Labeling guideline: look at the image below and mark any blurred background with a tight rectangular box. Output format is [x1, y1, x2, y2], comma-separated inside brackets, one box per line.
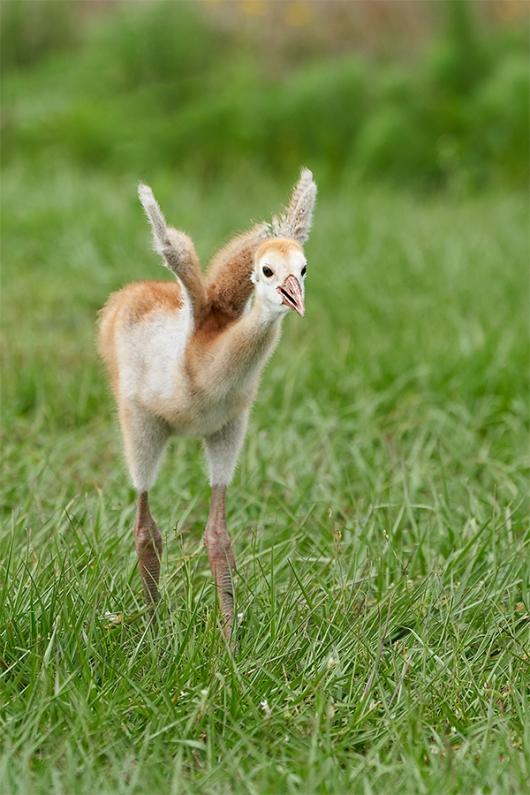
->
[2, 0, 528, 190]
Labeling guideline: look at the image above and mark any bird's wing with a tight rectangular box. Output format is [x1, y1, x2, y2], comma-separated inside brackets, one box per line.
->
[205, 222, 270, 318]
[138, 184, 208, 322]
[271, 167, 317, 245]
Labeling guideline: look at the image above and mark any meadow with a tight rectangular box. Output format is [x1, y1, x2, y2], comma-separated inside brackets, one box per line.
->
[1, 159, 528, 794]
[1, 1, 529, 793]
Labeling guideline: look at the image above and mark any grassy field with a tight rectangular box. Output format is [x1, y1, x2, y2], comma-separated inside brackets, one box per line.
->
[1, 160, 529, 794]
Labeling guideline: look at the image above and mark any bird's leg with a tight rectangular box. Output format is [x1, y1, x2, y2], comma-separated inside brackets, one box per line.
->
[203, 414, 248, 641]
[134, 491, 163, 612]
[203, 484, 236, 639]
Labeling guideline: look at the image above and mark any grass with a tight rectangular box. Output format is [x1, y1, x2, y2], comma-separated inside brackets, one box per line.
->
[1, 159, 529, 794]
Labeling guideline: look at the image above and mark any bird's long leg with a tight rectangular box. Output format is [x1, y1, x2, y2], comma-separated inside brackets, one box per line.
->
[203, 484, 236, 639]
[203, 412, 249, 640]
[118, 405, 169, 615]
[134, 491, 163, 612]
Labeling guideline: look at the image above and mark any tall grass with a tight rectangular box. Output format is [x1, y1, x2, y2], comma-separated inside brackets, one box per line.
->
[1, 157, 528, 793]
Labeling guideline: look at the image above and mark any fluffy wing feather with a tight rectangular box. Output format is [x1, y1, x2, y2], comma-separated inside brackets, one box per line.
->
[138, 183, 207, 320]
[271, 167, 317, 244]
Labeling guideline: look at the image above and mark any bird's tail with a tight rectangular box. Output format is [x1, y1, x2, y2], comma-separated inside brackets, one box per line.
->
[138, 183, 207, 319]
[271, 167, 317, 245]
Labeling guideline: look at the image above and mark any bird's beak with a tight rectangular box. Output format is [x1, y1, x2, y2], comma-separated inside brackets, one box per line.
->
[277, 275, 305, 317]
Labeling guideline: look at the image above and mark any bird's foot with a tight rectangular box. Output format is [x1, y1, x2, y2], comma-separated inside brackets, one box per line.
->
[134, 499, 163, 611]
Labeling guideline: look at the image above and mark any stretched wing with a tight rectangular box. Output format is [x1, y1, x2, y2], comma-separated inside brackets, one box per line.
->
[271, 167, 317, 244]
[138, 183, 207, 321]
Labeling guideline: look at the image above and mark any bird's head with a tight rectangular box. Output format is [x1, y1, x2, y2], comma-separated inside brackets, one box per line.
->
[251, 239, 306, 319]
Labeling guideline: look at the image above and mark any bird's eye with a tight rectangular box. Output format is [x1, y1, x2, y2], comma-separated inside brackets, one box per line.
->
[262, 266, 274, 278]
[301, 265, 307, 277]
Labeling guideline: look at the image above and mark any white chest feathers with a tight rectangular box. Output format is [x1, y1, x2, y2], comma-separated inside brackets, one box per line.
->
[117, 300, 192, 406]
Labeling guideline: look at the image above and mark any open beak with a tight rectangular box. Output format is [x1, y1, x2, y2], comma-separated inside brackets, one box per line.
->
[277, 275, 305, 318]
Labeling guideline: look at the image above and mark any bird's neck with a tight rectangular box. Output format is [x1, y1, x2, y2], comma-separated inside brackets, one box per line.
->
[247, 292, 287, 329]
[187, 297, 284, 401]
[219, 296, 284, 384]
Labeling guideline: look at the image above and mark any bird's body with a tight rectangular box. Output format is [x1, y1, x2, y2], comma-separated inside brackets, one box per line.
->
[98, 169, 317, 636]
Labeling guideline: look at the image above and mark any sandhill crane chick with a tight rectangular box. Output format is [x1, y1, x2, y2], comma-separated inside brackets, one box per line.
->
[98, 169, 317, 638]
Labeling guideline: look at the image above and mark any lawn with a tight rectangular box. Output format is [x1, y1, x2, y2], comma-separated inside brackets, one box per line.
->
[1, 159, 528, 794]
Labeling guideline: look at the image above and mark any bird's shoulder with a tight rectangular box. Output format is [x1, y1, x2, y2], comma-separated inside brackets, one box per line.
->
[102, 280, 186, 326]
